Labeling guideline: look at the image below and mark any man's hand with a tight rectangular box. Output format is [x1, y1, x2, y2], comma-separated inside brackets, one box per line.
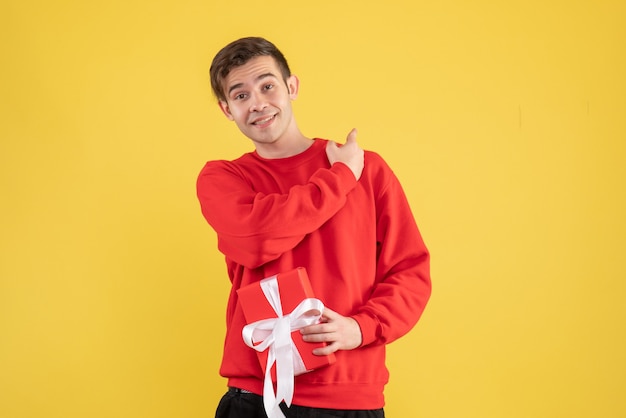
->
[300, 307, 363, 355]
[325, 128, 364, 181]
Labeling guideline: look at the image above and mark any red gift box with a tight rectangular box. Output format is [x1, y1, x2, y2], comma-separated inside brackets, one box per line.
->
[237, 267, 336, 380]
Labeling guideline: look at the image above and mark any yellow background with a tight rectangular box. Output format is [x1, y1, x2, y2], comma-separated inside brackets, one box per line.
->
[1, 0, 625, 417]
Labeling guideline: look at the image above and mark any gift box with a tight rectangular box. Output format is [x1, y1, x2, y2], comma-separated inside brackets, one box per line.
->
[237, 267, 336, 380]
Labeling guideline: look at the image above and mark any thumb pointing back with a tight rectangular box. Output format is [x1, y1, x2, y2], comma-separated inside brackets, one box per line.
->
[346, 128, 358, 144]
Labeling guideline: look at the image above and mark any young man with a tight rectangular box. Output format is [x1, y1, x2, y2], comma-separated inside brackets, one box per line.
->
[197, 37, 431, 418]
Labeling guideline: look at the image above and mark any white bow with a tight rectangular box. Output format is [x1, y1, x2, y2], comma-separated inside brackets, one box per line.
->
[242, 277, 324, 418]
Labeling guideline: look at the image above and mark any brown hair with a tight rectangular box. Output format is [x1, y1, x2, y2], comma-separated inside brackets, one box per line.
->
[210, 37, 292, 102]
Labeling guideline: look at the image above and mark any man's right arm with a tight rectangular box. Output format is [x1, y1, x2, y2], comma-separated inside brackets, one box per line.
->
[197, 131, 364, 269]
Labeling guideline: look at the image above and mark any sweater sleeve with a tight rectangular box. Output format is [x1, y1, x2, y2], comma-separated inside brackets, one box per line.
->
[351, 157, 432, 346]
[197, 159, 358, 269]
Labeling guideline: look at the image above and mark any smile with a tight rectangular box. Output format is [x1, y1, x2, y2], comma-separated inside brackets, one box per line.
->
[251, 114, 276, 126]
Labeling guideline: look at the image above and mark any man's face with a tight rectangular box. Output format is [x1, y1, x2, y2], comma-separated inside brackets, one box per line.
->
[218, 55, 299, 148]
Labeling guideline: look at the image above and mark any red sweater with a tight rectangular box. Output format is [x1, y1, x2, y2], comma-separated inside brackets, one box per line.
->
[197, 139, 431, 409]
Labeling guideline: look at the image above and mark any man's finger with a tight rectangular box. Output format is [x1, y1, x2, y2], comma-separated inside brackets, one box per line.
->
[313, 341, 339, 356]
[345, 128, 358, 144]
[300, 323, 322, 335]
[321, 306, 338, 321]
[326, 140, 339, 151]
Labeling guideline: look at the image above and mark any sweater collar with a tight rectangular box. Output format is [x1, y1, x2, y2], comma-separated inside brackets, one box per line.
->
[251, 138, 327, 168]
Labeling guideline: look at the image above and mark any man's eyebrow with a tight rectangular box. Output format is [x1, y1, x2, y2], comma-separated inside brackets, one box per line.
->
[227, 72, 279, 96]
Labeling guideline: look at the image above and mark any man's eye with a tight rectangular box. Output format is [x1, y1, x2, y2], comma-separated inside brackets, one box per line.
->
[234, 93, 247, 100]
[263, 84, 274, 91]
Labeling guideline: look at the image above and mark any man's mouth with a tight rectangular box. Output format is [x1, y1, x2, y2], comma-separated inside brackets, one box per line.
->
[251, 114, 276, 126]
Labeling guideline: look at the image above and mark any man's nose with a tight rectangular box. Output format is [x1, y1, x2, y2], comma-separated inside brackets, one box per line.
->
[249, 91, 268, 112]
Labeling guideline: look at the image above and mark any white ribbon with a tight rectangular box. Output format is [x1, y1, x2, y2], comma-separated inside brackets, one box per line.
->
[241, 276, 324, 418]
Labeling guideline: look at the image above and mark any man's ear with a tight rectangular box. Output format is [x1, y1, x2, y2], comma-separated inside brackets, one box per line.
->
[218, 100, 234, 120]
[286, 75, 300, 100]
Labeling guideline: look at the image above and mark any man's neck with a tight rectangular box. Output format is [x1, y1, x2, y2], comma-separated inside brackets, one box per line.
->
[254, 134, 314, 159]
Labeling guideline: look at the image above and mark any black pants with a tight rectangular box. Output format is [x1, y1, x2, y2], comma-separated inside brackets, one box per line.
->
[215, 388, 385, 418]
